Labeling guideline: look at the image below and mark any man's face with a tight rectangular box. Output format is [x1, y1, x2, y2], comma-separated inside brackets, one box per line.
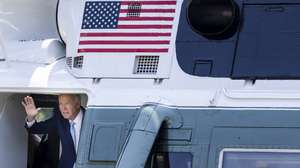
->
[58, 95, 80, 120]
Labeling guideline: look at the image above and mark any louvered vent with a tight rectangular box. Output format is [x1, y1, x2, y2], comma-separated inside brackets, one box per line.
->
[134, 56, 159, 74]
[66, 57, 72, 68]
[127, 2, 141, 17]
[73, 56, 84, 69]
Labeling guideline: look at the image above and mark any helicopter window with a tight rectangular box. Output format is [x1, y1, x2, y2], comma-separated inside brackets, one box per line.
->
[187, 0, 240, 40]
[220, 150, 300, 168]
[151, 152, 192, 168]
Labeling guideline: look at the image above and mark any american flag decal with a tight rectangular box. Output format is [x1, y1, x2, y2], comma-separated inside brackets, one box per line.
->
[78, 0, 177, 54]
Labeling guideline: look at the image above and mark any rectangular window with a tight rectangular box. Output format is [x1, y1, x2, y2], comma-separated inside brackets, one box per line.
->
[152, 152, 192, 168]
[219, 149, 300, 168]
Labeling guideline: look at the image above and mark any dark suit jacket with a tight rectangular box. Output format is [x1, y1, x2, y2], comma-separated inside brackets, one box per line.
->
[26, 107, 84, 168]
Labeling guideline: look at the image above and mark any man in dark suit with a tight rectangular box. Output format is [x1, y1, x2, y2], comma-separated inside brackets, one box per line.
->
[23, 94, 84, 168]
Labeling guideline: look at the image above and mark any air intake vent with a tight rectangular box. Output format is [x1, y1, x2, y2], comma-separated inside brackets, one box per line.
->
[66, 57, 72, 68]
[73, 56, 84, 69]
[127, 2, 142, 17]
[134, 56, 159, 74]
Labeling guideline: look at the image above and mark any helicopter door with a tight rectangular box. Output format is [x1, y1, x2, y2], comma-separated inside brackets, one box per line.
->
[27, 94, 60, 168]
[232, 4, 300, 79]
[75, 107, 138, 167]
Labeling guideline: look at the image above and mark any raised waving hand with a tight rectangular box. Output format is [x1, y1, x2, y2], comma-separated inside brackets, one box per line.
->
[22, 96, 40, 122]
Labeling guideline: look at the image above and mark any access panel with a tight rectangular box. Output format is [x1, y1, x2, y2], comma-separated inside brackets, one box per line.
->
[233, 4, 300, 79]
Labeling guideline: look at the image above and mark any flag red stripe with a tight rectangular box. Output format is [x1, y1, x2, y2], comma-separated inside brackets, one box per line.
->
[119, 9, 176, 13]
[118, 25, 172, 29]
[121, 1, 176, 5]
[78, 48, 168, 53]
[79, 40, 170, 45]
[80, 32, 172, 37]
[118, 17, 174, 21]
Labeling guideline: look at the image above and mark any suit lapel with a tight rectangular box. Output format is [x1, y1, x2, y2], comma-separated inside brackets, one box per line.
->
[59, 108, 85, 155]
[61, 118, 76, 154]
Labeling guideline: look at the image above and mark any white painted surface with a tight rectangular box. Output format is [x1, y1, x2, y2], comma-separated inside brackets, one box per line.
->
[1, 0, 300, 110]
[58, 0, 182, 79]
[0, 0, 59, 41]
[4, 39, 65, 64]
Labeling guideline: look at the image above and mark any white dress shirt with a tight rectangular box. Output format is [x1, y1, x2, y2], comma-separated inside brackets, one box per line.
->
[26, 118, 36, 127]
[69, 110, 83, 152]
